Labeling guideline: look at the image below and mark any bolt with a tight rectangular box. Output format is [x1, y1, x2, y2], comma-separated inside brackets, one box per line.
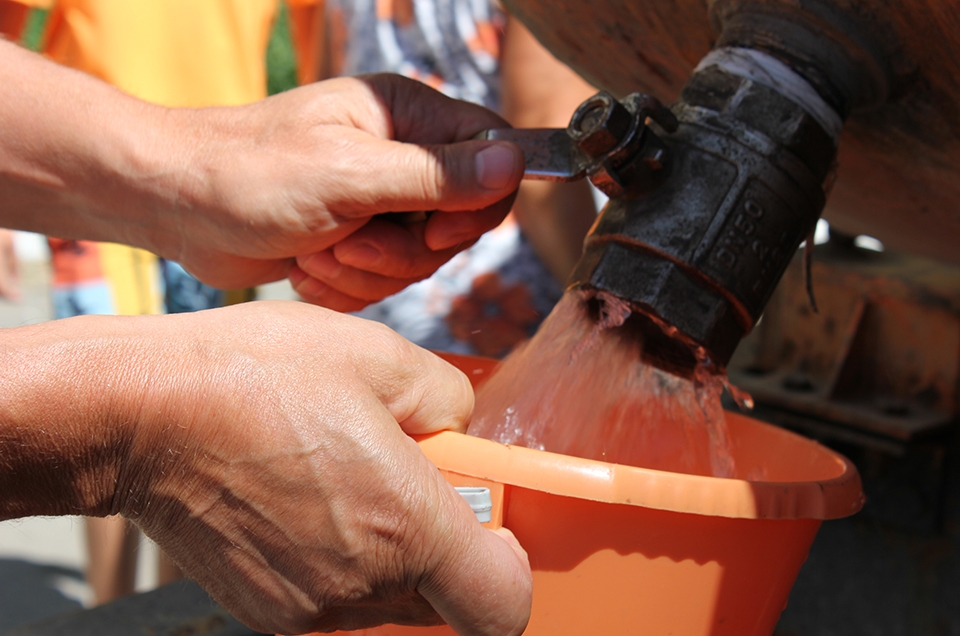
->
[567, 91, 633, 158]
[578, 102, 606, 133]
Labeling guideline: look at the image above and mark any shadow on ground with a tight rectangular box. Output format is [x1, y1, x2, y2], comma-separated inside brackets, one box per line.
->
[0, 559, 84, 631]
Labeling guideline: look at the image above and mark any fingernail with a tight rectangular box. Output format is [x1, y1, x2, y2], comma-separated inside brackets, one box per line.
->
[337, 243, 382, 268]
[476, 143, 522, 191]
[301, 250, 342, 278]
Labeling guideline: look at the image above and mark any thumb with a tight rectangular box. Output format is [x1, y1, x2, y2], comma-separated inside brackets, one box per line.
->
[418, 485, 533, 636]
[329, 138, 524, 217]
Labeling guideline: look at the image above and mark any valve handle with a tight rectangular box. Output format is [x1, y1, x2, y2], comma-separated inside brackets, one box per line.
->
[474, 127, 592, 182]
[476, 91, 674, 197]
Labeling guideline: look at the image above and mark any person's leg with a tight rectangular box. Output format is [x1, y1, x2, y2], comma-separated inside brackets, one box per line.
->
[84, 516, 140, 604]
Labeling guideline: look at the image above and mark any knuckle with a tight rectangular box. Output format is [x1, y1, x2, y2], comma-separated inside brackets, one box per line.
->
[391, 255, 433, 279]
[417, 146, 452, 202]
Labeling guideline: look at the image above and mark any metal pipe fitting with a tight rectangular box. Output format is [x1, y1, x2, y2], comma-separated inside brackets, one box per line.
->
[569, 46, 843, 375]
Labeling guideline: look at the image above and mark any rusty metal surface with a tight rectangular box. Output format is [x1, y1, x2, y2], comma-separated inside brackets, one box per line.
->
[723, 239, 960, 634]
[0, 580, 263, 636]
[503, 0, 960, 266]
[729, 237, 960, 441]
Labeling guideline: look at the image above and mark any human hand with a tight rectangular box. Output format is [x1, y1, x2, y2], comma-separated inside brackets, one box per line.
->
[291, 218, 484, 312]
[1, 45, 522, 299]
[114, 301, 531, 635]
[0, 229, 20, 302]
[289, 16, 606, 309]
[165, 74, 523, 299]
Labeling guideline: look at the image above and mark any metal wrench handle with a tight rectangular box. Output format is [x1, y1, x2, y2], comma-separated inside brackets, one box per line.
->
[474, 128, 592, 182]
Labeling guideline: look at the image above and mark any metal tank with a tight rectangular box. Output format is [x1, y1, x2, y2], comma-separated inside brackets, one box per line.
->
[492, 0, 960, 374]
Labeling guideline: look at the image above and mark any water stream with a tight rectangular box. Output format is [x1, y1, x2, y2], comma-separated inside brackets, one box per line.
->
[467, 291, 749, 478]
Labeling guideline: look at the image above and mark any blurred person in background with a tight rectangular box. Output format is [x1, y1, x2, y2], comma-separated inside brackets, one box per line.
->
[0, 230, 18, 302]
[291, 1, 601, 358]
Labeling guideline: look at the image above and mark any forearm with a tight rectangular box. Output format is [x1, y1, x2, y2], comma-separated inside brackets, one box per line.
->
[2, 41, 528, 295]
[0, 302, 533, 635]
[0, 39, 206, 257]
[0, 316, 159, 520]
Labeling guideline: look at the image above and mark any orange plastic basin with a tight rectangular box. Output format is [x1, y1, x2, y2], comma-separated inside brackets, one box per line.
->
[316, 354, 863, 636]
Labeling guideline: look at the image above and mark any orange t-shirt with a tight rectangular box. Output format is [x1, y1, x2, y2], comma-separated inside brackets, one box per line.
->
[39, 0, 279, 107]
[7, 0, 320, 312]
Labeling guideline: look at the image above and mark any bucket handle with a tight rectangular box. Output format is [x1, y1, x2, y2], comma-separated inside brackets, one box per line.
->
[445, 472, 504, 530]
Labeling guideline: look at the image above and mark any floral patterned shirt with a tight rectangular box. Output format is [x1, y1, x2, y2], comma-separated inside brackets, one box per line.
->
[329, 0, 563, 357]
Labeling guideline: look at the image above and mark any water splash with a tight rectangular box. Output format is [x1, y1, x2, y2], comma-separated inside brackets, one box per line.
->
[468, 291, 749, 478]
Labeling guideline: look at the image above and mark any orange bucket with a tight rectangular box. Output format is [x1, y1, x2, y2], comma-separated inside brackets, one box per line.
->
[317, 354, 863, 636]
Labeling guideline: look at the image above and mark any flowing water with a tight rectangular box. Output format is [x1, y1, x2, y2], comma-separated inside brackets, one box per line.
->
[467, 291, 750, 478]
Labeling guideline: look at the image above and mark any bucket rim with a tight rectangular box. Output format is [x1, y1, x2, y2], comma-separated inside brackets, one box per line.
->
[416, 429, 863, 520]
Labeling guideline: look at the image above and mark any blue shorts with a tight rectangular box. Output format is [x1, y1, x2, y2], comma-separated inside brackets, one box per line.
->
[160, 260, 223, 314]
[50, 280, 115, 319]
